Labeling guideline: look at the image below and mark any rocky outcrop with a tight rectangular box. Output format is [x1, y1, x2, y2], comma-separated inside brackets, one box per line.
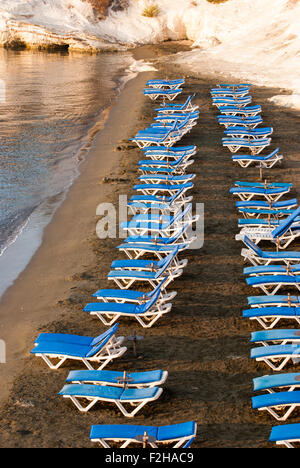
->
[0, 19, 126, 52]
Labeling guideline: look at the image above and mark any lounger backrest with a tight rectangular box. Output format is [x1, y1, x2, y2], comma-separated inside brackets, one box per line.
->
[155, 246, 180, 277]
[90, 324, 119, 347]
[179, 95, 192, 110]
[86, 334, 113, 358]
[171, 203, 192, 225]
[169, 187, 185, 204]
[272, 206, 300, 239]
[136, 289, 162, 313]
[243, 236, 263, 256]
[167, 225, 190, 244]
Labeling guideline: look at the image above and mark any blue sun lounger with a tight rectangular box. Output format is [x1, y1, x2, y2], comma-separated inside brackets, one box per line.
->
[253, 373, 300, 393]
[90, 421, 197, 448]
[154, 111, 199, 125]
[238, 216, 296, 228]
[269, 423, 300, 448]
[143, 87, 183, 101]
[217, 115, 263, 129]
[211, 86, 250, 97]
[235, 181, 292, 189]
[236, 199, 298, 215]
[117, 235, 194, 260]
[59, 384, 163, 416]
[246, 275, 300, 295]
[92, 276, 176, 304]
[31, 324, 127, 370]
[84, 286, 173, 327]
[137, 174, 195, 184]
[155, 95, 198, 114]
[34, 324, 121, 346]
[133, 181, 193, 197]
[223, 137, 271, 154]
[142, 145, 197, 159]
[252, 391, 300, 420]
[130, 121, 183, 149]
[217, 83, 252, 89]
[237, 206, 300, 248]
[232, 148, 283, 168]
[138, 154, 195, 175]
[247, 294, 300, 308]
[150, 116, 197, 133]
[128, 186, 193, 213]
[122, 203, 197, 237]
[238, 208, 294, 220]
[212, 95, 252, 108]
[146, 78, 184, 89]
[243, 307, 300, 329]
[230, 185, 290, 202]
[244, 264, 300, 276]
[66, 369, 168, 388]
[251, 344, 300, 371]
[137, 116, 190, 135]
[250, 329, 300, 345]
[218, 105, 261, 116]
[107, 247, 183, 289]
[239, 235, 300, 266]
[224, 126, 273, 139]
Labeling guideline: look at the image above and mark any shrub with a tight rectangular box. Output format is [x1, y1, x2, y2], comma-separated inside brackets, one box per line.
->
[142, 2, 160, 17]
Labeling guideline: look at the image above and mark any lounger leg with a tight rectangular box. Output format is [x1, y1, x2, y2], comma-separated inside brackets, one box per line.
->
[67, 396, 99, 412]
[114, 399, 149, 417]
[40, 355, 67, 370]
[264, 404, 297, 421]
[92, 312, 119, 327]
[263, 357, 291, 371]
[135, 312, 164, 328]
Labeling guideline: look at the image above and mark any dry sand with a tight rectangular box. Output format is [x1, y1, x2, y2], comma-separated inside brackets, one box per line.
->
[0, 43, 300, 448]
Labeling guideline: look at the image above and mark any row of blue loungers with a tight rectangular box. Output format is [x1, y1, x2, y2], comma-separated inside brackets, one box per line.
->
[29, 78, 198, 448]
[212, 83, 300, 448]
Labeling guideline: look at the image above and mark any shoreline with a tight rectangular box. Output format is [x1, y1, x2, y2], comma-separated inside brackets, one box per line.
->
[0, 67, 155, 408]
[1, 44, 300, 447]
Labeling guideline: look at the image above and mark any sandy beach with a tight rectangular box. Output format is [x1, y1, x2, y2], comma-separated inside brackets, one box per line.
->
[0, 42, 300, 448]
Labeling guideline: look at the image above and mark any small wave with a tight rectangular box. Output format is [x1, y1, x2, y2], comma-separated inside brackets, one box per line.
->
[0, 205, 38, 257]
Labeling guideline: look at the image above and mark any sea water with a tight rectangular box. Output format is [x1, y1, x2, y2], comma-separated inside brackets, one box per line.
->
[0, 48, 134, 298]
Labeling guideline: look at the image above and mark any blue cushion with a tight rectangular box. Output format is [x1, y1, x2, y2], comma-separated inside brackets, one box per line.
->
[252, 390, 300, 409]
[251, 329, 300, 343]
[270, 423, 300, 442]
[253, 373, 300, 392]
[31, 341, 90, 357]
[251, 344, 300, 359]
[66, 369, 164, 385]
[59, 384, 123, 399]
[157, 421, 196, 441]
[90, 424, 158, 441]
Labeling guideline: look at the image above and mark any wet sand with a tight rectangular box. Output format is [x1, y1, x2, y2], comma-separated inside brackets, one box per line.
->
[1, 43, 300, 448]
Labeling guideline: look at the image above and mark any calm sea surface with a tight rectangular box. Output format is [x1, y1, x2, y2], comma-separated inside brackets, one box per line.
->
[0, 48, 133, 298]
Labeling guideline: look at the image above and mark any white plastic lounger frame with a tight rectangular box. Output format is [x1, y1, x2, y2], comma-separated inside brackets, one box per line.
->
[90, 421, 197, 448]
[232, 148, 283, 168]
[59, 384, 163, 416]
[251, 345, 300, 371]
[85, 299, 173, 328]
[33, 340, 127, 371]
[223, 137, 271, 154]
[245, 308, 300, 329]
[253, 392, 300, 421]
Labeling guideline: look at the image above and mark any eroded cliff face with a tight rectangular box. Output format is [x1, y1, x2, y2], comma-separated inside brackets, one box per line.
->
[0, 0, 129, 52]
[0, 20, 125, 52]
